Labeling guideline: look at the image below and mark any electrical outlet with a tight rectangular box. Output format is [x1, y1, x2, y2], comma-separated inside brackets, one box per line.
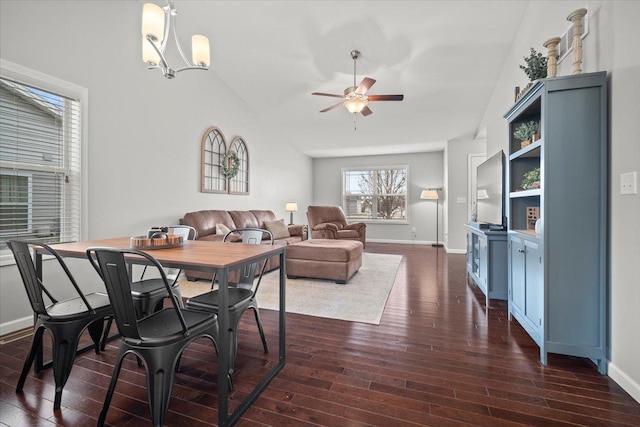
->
[621, 171, 637, 195]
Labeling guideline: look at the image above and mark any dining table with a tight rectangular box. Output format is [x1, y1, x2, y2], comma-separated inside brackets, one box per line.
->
[34, 237, 286, 427]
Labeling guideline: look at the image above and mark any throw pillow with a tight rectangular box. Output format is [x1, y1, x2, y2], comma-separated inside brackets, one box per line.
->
[264, 219, 290, 240]
[216, 223, 232, 236]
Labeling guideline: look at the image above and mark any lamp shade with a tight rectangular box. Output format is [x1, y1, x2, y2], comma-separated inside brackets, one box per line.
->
[141, 3, 165, 42]
[191, 35, 210, 67]
[420, 189, 439, 200]
[142, 36, 160, 65]
[343, 98, 367, 113]
[285, 203, 298, 212]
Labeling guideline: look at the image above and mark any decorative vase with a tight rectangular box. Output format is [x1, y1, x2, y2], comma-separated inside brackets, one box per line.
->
[567, 8, 587, 74]
[535, 217, 543, 235]
[521, 139, 531, 148]
[543, 37, 561, 77]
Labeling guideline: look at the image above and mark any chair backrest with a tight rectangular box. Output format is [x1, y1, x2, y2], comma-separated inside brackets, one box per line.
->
[8, 240, 95, 316]
[307, 205, 348, 229]
[87, 247, 188, 340]
[222, 228, 273, 291]
[168, 225, 198, 241]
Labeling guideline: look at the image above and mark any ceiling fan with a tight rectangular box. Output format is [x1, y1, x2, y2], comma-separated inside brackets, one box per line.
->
[312, 50, 404, 117]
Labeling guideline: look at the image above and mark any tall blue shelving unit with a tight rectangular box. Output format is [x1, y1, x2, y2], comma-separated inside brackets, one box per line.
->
[504, 72, 608, 374]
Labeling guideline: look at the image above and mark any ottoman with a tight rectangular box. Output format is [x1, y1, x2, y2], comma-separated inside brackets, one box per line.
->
[286, 239, 363, 284]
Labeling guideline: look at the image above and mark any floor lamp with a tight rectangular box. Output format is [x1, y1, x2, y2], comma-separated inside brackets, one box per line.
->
[420, 189, 443, 247]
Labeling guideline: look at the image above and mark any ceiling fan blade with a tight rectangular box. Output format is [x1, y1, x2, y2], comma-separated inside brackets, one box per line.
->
[312, 92, 344, 98]
[319, 102, 344, 113]
[361, 105, 373, 116]
[355, 77, 376, 95]
[368, 94, 404, 101]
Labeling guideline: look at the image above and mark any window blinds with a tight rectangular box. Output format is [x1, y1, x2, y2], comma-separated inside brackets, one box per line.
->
[0, 77, 81, 249]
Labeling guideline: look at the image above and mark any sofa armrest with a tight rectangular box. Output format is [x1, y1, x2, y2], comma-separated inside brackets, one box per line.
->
[344, 222, 366, 233]
[313, 222, 339, 232]
[288, 224, 308, 240]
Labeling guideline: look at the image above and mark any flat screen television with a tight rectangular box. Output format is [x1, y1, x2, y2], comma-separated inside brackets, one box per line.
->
[475, 150, 505, 229]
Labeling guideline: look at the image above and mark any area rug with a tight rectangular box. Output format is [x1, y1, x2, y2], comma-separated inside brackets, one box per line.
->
[179, 252, 402, 325]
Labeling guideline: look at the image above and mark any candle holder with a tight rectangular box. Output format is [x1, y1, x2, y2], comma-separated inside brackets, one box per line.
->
[567, 8, 587, 74]
[543, 37, 561, 77]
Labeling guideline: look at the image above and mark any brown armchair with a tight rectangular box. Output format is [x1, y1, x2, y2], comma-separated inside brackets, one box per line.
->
[306, 205, 366, 248]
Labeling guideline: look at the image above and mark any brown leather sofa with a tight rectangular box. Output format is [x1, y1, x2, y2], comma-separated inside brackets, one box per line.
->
[181, 209, 307, 281]
[306, 205, 367, 248]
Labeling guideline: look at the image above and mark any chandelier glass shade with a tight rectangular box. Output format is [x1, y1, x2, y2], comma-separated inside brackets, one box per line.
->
[343, 97, 368, 114]
[141, 1, 210, 79]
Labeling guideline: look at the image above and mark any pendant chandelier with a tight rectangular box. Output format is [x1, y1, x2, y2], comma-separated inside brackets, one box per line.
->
[141, 1, 210, 79]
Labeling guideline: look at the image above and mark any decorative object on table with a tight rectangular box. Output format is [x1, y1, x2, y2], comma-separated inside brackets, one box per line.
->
[567, 8, 588, 74]
[534, 217, 544, 235]
[543, 37, 561, 77]
[130, 233, 183, 249]
[526, 207, 540, 231]
[141, 1, 210, 79]
[285, 202, 298, 225]
[201, 127, 249, 194]
[520, 48, 548, 81]
[513, 121, 539, 148]
[420, 188, 443, 247]
[521, 167, 541, 190]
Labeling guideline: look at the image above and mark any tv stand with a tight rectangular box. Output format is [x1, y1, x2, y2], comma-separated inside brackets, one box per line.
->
[465, 224, 508, 307]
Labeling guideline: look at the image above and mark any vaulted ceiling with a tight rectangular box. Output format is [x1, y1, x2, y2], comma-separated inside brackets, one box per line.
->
[179, 1, 529, 157]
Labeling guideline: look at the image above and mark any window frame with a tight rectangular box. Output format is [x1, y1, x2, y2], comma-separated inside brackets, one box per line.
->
[341, 165, 409, 224]
[0, 170, 33, 236]
[0, 59, 88, 266]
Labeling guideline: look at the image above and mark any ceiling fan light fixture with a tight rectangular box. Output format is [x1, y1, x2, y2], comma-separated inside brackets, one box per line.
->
[344, 97, 368, 114]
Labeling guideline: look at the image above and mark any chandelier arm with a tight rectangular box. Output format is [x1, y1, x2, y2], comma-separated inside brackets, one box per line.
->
[173, 66, 208, 74]
[170, 12, 193, 67]
[146, 35, 169, 71]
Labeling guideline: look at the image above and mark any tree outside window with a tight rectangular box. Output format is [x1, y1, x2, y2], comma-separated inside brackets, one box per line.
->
[343, 167, 407, 221]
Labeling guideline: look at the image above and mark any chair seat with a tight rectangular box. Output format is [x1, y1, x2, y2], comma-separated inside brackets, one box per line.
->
[46, 292, 112, 319]
[187, 288, 253, 311]
[133, 308, 217, 345]
[130, 278, 169, 298]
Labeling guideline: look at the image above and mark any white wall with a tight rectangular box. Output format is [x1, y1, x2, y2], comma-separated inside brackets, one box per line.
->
[444, 138, 487, 252]
[478, 1, 640, 402]
[0, 1, 313, 333]
[313, 152, 444, 244]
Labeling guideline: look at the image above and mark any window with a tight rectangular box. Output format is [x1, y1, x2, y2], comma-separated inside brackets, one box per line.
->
[0, 63, 84, 262]
[342, 166, 408, 222]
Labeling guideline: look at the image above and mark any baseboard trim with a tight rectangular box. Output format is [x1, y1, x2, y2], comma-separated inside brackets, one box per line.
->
[0, 315, 33, 337]
[608, 361, 640, 403]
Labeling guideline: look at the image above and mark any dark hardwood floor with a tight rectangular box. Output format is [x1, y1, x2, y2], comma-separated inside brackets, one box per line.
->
[1, 243, 639, 426]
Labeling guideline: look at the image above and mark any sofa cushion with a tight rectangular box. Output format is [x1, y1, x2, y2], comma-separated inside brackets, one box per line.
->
[183, 210, 234, 238]
[264, 219, 290, 239]
[229, 211, 260, 229]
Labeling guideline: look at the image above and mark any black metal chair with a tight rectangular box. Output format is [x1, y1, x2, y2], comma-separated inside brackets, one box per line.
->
[7, 240, 113, 410]
[186, 228, 272, 388]
[99, 225, 198, 351]
[86, 247, 219, 427]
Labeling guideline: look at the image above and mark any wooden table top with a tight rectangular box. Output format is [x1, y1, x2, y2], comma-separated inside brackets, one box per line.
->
[48, 237, 285, 271]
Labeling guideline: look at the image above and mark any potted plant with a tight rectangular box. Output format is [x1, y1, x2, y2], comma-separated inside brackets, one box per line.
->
[521, 167, 540, 190]
[513, 121, 539, 147]
[520, 48, 548, 81]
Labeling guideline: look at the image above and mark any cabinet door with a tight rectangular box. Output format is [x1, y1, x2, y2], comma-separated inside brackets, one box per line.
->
[509, 238, 525, 313]
[478, 236, 488, 289]
[524, 241, 543, 328]
[466, 231, 473, 272]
